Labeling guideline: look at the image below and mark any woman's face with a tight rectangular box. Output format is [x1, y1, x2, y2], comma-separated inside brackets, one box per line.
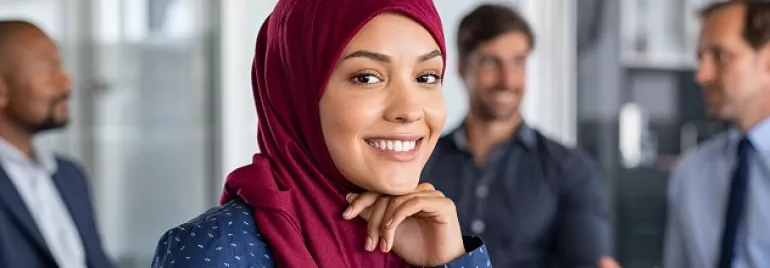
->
[320, 13, 446, 195]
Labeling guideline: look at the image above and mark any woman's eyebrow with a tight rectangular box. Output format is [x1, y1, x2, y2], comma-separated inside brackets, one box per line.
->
[417, 49, 442, 62]
[340, 49, 442, 63]
[342, 50, 391, 62]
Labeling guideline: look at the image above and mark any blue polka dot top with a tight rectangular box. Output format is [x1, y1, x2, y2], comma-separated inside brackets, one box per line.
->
[152, 199, 491, 268]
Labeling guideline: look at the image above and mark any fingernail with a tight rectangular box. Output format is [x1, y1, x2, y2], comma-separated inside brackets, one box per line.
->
[385, 219, 393, 229]
[380, 238, 387, 252]
[342, 207, 352, 219]
[345, 193, 357, 203]
[366, 237, 374, 251]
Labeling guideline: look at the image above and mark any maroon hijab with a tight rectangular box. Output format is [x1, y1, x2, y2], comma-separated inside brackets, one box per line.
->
[220, 0, 446, 267]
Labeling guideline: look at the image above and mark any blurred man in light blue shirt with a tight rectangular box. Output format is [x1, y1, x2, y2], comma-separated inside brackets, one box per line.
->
[664, 1, 770, 268]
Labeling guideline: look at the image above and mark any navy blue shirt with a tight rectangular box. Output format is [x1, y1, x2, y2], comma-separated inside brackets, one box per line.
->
[152, 199, 492, 268]
[421, 123, 611, 267]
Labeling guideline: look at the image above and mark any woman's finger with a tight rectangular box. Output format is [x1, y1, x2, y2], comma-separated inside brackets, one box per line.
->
[345, 184, 440, 221]
[415, 182, 436, 191]
[343, 192, 379, 220]
[599, 257, 622, 268]
[389, 196, 453, 228]
[366, 196, 390, 252]
[382, 190, 445, 230]
[345, 185, 449, 253]
[384, 196, 455, 252]
[379, 186, 444, 232]
[379, 190, 444, 251]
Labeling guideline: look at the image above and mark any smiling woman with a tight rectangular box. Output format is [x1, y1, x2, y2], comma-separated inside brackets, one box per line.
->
[320, 13, 447, 196]
[151, 0, 491, 267]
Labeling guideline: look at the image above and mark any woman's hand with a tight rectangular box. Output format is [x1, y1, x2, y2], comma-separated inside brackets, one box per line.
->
[342, 183, 466, 267]
[599, 257, 622, 268]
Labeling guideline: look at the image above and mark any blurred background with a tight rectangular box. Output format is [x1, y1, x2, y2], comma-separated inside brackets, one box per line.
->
[0, 0, 722, 267]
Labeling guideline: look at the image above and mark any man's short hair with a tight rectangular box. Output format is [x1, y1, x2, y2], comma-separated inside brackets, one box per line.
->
[457, 4, 535, 61]
[700, 0, 770, 50]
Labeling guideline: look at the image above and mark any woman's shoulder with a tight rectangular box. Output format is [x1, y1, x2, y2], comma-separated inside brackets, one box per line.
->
[151, 199, 275, 268]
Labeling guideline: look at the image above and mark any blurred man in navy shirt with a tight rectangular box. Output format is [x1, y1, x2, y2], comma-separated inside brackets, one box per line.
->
[421, 4, 617, 268]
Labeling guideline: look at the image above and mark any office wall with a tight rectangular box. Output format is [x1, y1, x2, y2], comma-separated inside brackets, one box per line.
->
[0, 1, 217, 264]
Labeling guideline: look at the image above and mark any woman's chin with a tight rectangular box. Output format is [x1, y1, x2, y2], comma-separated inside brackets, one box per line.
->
[374, 179, 420, 196]
[346, 170, 422, 196]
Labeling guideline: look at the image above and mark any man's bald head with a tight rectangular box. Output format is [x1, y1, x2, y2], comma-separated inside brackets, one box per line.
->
[0, 20, 71, 135]
[0, 20, 42, 39]
[0, 20, 48, 73]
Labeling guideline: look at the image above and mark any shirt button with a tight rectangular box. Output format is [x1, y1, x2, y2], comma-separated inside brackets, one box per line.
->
[471, 219, 485, 234]
[476, 185, 489, 199]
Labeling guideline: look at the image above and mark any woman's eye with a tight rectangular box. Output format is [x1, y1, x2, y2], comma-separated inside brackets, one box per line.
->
[416, 74, 441, 84]
[351, 74, 382, 84]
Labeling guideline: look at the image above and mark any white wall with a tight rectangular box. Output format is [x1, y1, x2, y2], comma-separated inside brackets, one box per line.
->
[0, 1, 65, 37]
[218, 0, 273, 180]
[518, 0, 577, 146]
[218, 0, 577, 180]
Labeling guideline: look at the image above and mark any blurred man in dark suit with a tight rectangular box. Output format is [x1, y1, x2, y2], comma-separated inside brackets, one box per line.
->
[0, 20, 113, 268]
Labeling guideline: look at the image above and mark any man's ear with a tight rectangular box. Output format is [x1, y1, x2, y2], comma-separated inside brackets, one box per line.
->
[458, 58, 466, 81]
[763, 44, 770, 74]
[458, 57, 471, 91]
[757, 44, 770, 88]
[0, 76, 8, 109]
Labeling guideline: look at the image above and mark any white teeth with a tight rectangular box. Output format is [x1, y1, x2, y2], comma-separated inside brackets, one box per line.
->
[378, 140, 386, 150]
[367, 139, 418, 152]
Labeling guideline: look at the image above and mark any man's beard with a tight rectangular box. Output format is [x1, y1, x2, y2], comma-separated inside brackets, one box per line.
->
[26, 94, 70, 133]
[473, 102, 518, 122]
[29, 114, 68, 133]
[471, 89, 520, 122]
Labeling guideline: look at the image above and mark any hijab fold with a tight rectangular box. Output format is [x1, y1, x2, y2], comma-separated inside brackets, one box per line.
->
[221, 0, 446, 267]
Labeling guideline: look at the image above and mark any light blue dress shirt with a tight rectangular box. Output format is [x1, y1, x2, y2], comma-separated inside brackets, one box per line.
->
[664, 116, 770, 268]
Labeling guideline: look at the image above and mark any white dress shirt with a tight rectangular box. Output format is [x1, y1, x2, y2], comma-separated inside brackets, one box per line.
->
[0, 138, 86, 268]
[664, 116, 770, 268]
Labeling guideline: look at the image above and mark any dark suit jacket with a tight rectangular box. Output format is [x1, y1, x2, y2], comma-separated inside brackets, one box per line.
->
[0, 157, 113, 268]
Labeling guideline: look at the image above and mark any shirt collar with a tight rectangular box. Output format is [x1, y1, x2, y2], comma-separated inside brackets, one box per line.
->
[451, 121, 537, 152]
[747, 115, 770, 156]
[0, 137, 57, 174]
[724, 115, 770, 157]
